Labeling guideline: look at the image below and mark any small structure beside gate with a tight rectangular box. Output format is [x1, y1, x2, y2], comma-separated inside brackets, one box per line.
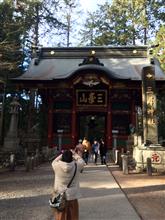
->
[126, 66, 165, 174]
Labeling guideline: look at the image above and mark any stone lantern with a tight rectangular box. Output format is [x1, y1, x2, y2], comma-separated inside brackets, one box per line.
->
[3, 96, 21, 152]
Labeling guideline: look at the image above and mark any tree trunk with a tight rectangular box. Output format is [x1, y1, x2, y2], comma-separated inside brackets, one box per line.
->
[144, 27, 147, 45]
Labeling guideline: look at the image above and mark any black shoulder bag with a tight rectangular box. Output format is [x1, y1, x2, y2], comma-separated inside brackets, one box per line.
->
[49, 163, 77, 211]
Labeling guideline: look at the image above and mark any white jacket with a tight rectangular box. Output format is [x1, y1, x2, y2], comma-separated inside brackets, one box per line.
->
[52, 152, 85, 201]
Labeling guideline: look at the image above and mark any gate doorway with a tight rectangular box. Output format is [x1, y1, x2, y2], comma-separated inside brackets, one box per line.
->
[77, 113, 106, 144]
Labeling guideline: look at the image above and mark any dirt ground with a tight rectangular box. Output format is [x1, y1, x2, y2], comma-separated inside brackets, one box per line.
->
[109, 164, 165, 220]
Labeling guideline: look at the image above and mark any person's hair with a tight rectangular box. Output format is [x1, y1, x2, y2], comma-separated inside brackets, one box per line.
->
[62, 150, 73, 163]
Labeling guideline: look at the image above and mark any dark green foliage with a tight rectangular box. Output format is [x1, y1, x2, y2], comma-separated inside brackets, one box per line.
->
[0, 1, 23, 78]
[79, 0, 165, 46]
[152, 26, 165, 72]
[157, 90, 165, 139]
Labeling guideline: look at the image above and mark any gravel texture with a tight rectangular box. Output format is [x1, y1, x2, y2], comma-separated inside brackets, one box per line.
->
[0, 163, 54, 220]
[1, 162, 165, 220]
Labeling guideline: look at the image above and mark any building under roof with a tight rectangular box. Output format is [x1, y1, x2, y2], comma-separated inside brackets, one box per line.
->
[13, 46, 165, 150]
[15, 46, 165, 81]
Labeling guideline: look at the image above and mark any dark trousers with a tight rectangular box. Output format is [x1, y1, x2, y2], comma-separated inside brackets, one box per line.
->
[83, 151, 89, 164]
[101, 155, 106, 164]
[94, 152, 98, 164]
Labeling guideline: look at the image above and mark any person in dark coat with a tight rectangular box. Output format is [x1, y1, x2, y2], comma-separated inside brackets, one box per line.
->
[99, 139, 107, 165]
[92, 140, 100, 164]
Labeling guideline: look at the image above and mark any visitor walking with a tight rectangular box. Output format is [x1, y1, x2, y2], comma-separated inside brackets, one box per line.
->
[99, 139, 107, 165]
[92, 140, 100, 164]
[82, 137, 91, 164]
[75, 139, 84, 158]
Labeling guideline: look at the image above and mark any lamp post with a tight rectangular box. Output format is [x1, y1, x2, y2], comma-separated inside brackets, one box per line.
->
[3, 96, 21, 152]
[112, 129, 119, 163]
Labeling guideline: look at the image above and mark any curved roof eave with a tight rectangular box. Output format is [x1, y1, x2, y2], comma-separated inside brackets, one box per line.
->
[67, 64, 130, 80]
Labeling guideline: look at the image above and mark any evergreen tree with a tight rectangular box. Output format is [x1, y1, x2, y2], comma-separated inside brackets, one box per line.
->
[56, 0, 82, 47]
[79, 12, 98, 46]
[0, 1, 23, 80]
[157, 90, 165, 139]
[15, 0, 64, 53]
[153, 26, 165, 72]
[79, 1, 136, 46]
[0, 0, 64, 80]
[79, 0, 165, 46]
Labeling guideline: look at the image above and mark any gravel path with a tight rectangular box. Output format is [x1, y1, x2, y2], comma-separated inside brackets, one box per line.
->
[1, 162, 165, 220]
[0, 163, 54, 220]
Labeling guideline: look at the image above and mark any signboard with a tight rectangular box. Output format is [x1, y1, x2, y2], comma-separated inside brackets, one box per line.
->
[142, 69, 157, 126]
[146, 93, 156, 125]
[142, 66, 158, 143]
[151, 152, 161, 163]
[76, 90, 107, 106]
